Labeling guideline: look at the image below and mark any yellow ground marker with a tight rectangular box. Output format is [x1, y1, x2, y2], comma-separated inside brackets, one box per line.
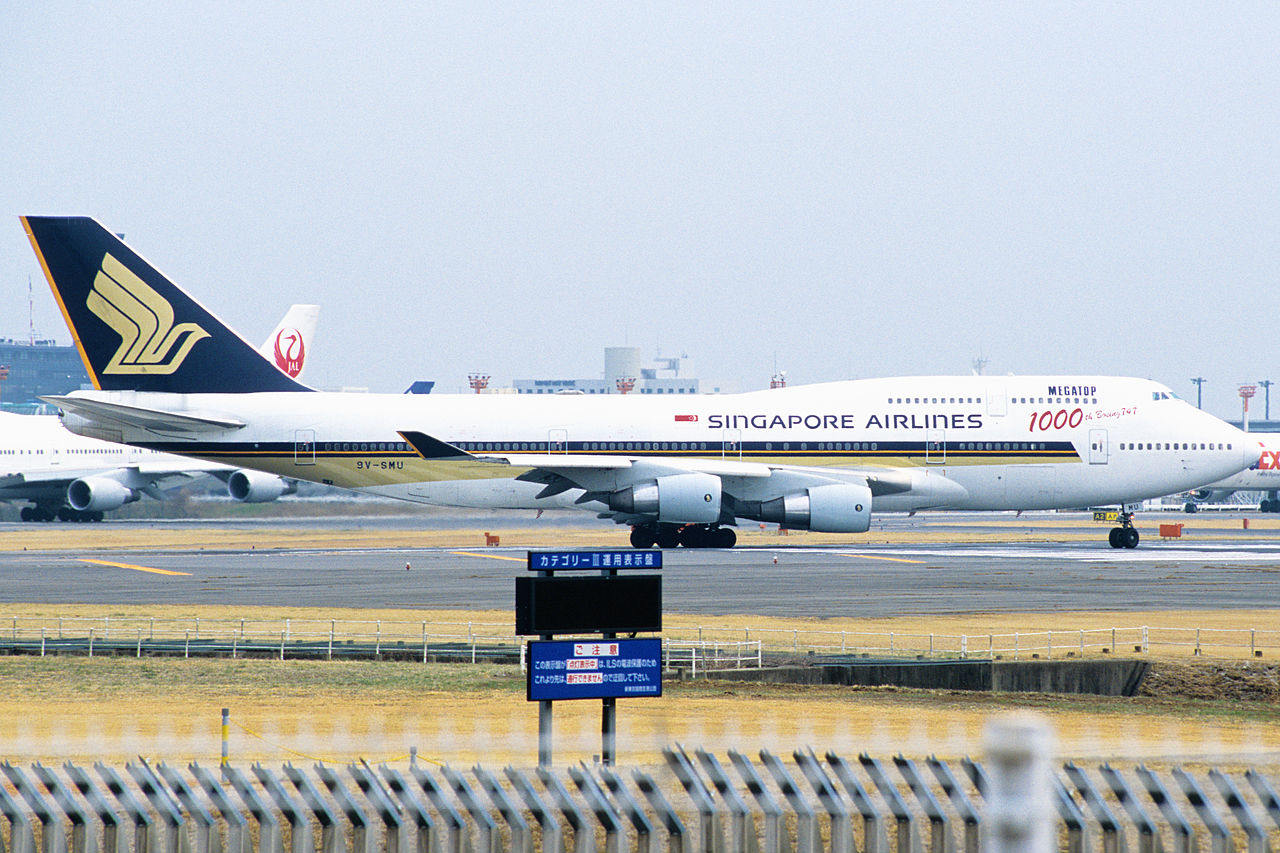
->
[838, 552, 926, 564]
[80, 558, 191, 576]
[448, 551, 526, 562]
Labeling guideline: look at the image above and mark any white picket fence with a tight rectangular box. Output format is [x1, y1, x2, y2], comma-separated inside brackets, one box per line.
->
[1, 614, 1275, 662]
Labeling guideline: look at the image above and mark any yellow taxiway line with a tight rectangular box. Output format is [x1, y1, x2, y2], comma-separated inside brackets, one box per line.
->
[80, 558, 191, 576]
[837, 552, 926, 564]
[448, 551, 527, 562]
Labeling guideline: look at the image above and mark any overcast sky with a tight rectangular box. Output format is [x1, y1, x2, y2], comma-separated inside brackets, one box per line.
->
[3, 3, 1278, 417]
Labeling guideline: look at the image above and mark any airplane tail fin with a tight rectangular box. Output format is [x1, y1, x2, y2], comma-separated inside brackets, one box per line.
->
[259, 304, 319, 382]
[22, 216, 310, 393]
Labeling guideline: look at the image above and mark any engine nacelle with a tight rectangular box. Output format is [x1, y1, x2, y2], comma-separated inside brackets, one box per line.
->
[608, 473, 721, 523]
[67, 477, 140, 512]
[228, 469, 291, 503]
[759, 483, 872, 532]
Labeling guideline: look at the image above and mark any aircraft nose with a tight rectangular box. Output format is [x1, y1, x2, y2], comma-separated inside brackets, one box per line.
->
[1243, 438, 1264, 471]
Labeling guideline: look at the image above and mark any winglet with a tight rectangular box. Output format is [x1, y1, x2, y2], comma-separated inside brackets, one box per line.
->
[398, 431, 473, 460]
[22, 216, 310, 394]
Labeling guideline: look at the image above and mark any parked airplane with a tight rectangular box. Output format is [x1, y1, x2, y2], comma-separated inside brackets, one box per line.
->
[1181, 433, 1280, 512]
[0, 301, 318, 521]
[23, 216, 1259, 547]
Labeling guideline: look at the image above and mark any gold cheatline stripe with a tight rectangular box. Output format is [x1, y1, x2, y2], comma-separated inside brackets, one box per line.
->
[21, 217, 103, 390]
[81, 558, 191, 576]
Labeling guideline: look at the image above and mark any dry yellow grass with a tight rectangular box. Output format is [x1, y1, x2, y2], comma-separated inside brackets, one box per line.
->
[0, 603, 1276, 768]
[3, 513, 1277, 552]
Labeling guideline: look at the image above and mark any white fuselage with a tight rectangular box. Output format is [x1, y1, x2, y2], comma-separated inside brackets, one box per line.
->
[56, 375, 1257, 517]
[1189, 433, 1280, 498]
[0, 412, 228, 503]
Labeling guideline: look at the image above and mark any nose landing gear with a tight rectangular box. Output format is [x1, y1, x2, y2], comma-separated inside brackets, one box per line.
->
[1108, 511, 1140, 548]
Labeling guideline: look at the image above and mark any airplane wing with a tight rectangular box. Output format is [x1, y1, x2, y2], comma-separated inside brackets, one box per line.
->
[40, 395, 246, 435]
[399, 429, 961, 526]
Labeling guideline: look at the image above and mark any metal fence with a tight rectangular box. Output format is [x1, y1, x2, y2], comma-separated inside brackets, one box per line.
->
[0, 747, 1277, 853]
[1, 615, 1276, 665]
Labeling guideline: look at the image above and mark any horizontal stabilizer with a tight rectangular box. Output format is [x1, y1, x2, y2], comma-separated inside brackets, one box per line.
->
[41, 395, 245, 434]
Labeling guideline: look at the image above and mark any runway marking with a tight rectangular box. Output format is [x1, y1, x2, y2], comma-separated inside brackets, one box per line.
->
[80, 558, 191, 576]
[449, 551, 526, 562]
[837, 552, 927, 564]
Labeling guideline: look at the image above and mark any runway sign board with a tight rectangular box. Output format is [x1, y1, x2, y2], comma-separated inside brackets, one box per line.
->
[527, 638, 663, 701]
[528, 550, 662, 571]
[515, 575, 662, 635]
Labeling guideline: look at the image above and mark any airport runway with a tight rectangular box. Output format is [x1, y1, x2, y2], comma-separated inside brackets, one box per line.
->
[1, 514, 1278, 615]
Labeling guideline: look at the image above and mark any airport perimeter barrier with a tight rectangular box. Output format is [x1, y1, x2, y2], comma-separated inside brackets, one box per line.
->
[0, 616, 1276, 665]
[0, 747, 1278, 853]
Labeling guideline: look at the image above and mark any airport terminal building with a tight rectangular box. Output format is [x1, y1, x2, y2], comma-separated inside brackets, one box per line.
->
[0, 338, 88, 410]
[513, 346, 701, 395]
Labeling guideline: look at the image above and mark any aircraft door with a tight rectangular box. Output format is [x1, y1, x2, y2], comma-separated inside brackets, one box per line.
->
[295, 429, 316, 465]
[722, 429, 742, 460]
[1088, 429, 1108, 465]
[548, 428, 568, 454]
[925, 429, 946, 464]
[986, 386, 1007, 417]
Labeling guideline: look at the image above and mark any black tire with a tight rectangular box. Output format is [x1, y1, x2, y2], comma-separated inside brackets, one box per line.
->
[714, 527, 737, 548]
[1108, 528, 1122, 548]
[1122, 527, 1140, 549]
[629, 526, 656, 549]
[90, 511, 104, 522]
[19, 506, 33, 522]
[654, 525, 680, 549]
[678, 525, 708, 548]
[1184, 502, 1197, 514]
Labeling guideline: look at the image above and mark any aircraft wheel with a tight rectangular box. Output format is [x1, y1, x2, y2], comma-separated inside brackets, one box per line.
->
[714, 527, 737, 548]
[1184, 502, 1197, 514]
[630, 525, 656, 549]
[90, 511, 104, 522]
[654, 525, 681, 549]
[19, 506, 33, 522]
[1263, 499, 1276, 513]
[1108, 528, 1122, 548]
[678, 525, 708, 548]
[1122, 527, 1140, 549]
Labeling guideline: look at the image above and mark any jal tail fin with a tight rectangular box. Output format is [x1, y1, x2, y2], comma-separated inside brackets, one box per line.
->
[259, 304, 319, 382]
[21, 215, 310, 393]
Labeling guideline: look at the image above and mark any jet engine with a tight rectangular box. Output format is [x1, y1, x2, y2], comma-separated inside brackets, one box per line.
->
[757, 483, 872, 532]
[607, 473, 721, 523]
[67, 477, 140, 512]
[228, 469, 294, 503]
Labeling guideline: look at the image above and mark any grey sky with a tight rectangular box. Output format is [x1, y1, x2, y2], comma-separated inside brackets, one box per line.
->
[3, 3, 1278, 417]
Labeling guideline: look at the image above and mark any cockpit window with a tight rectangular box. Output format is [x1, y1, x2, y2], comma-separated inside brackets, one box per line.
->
[1152, 391, 1176, 401]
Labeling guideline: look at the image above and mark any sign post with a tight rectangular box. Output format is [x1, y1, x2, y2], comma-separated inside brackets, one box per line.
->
[517, 550, 663, 767]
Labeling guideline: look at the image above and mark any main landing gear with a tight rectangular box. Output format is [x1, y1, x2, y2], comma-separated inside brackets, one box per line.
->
[630, 523, 737, 549]
[1107, 511, 1140, 549]
[18, 504, 104, 523]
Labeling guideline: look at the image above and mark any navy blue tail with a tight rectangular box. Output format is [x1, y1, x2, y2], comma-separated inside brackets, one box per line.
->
[23, 216, 309, 394]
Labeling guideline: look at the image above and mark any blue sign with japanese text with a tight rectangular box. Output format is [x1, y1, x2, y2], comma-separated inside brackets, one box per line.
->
[527, 638, 663, 701]
[528, 550, 662, 571]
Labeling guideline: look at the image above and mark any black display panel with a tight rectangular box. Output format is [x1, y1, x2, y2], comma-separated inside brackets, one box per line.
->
[515, 575, 662, 635]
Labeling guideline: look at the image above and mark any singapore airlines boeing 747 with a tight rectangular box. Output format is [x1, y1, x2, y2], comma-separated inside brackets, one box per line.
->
[23, 216, 1258, 548]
